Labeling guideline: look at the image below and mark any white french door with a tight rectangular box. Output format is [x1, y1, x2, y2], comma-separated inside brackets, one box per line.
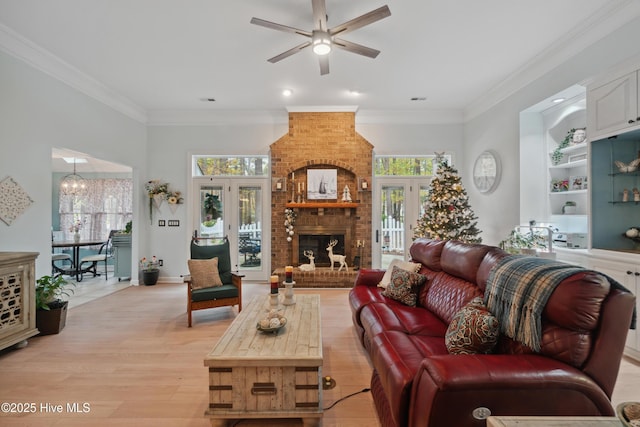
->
[192, 177, 269, 281]
[372, 178, 431, 269]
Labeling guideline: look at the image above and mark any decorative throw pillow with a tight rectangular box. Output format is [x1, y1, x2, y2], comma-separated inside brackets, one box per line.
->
[378, 259, 422, 289]
[445, 297, 499, 355]
[381, 265, 427, 306]
[188, 258, 223, 290]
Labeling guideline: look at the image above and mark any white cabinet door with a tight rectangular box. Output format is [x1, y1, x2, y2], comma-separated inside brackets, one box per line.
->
[589, 257, 639, 359]
[587, 71, 639, 139]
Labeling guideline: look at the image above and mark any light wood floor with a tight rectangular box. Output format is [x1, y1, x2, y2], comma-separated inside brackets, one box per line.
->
[0, 282, 638, 427]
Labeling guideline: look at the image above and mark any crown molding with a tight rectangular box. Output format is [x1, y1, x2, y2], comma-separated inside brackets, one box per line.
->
[286, 105, 359, 113]
[355, 109, 463, 125]
[146, 109, 289, 126]
[0, 23, 147, 123]
[146, 107, 464, 126]
[464, 0, 640, 122]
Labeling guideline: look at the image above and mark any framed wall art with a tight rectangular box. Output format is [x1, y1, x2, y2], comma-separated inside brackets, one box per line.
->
[307, 169, 337, 200]
[0, 176, 34, 225]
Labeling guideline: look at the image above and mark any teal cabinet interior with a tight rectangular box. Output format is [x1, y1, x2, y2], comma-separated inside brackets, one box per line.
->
[591, 128, 640, 252]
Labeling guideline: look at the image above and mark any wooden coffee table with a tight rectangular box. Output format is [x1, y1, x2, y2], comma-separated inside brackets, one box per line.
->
[204, 294, 323, 426]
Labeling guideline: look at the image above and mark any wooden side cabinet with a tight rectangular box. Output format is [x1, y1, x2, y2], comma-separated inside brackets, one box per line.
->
[0, 252, 39, 351]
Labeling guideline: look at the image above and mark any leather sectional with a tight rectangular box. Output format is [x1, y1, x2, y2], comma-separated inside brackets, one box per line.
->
[349, 238, 636, 427]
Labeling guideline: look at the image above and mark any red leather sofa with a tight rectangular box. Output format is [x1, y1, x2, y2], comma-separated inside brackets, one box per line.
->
[349, 238, 636, 427]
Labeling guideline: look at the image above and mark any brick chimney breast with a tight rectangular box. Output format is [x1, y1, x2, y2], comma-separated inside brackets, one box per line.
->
[270, 111, 373, 279]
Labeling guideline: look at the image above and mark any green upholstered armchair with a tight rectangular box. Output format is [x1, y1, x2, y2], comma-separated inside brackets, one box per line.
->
[184, 237, 243, 327]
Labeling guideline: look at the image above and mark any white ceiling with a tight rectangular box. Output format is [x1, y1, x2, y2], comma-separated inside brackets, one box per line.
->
[2, 1, 640, 172]
[2, 0, 639, 121]
[52, 148, 131, 173]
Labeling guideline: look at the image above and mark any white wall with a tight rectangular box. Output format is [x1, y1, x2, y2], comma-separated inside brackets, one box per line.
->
[0, 50, 147, 279]
[4, 14, 640, 281]
[464, 15, 640, 246]
[146, 123, 287, 279]
[147, 120, 464, 279]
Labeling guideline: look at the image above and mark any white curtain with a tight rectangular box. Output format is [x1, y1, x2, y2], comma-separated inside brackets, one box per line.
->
[59, 178, 133, 241]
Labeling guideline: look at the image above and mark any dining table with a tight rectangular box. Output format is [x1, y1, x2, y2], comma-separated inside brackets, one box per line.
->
[52, 239, 107, 281]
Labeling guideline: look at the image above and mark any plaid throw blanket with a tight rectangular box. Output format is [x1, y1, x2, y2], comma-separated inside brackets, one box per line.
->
[484, 256, 585, 352]
[485, 256, 636, 352]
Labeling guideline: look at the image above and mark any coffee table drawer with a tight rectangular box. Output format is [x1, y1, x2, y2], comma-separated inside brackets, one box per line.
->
[207, 365, 321, 414]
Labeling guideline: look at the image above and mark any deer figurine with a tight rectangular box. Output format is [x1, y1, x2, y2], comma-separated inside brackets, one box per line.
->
[299, 250, 316, 271]
[326, 239, 348, 272]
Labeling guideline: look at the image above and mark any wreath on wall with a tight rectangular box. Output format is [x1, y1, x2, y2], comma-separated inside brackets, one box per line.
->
[203, 193, 222, 227]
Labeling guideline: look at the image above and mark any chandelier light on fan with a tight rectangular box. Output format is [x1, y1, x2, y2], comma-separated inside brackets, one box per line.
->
[60, 158, 87, 196]
[251, 0, 390, 75]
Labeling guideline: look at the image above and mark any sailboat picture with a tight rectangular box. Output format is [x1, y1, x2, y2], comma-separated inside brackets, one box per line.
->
[307, 169, 337, 200]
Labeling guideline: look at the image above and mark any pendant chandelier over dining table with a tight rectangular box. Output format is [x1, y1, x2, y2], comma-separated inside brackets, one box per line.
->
[60, 157, 87, 196]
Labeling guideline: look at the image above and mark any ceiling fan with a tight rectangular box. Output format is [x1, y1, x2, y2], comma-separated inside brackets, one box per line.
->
[250, 0, 391, 75]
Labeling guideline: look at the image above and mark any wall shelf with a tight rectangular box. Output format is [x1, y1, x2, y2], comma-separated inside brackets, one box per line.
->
[549, 159, 587, 169]
[548, 189, 588, 196]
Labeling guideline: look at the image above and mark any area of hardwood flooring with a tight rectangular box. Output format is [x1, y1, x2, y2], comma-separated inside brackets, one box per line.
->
[0, 283, 377, 427]
[0, 282, 638, 427]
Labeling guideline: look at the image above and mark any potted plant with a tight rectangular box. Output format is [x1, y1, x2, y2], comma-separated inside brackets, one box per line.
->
[499, 228, 549, 255]
[140, 256, 160, 286]
[35, 275, 74, 335]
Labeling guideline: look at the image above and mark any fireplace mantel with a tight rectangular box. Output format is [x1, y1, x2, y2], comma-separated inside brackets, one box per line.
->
[286, 202, 358, 209]
[286, 202, 358, 216]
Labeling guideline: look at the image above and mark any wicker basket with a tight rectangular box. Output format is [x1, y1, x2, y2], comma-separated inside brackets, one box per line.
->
[617, 402, 640, 427]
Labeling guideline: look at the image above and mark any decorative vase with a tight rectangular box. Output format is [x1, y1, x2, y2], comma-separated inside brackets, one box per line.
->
[562, 201, 577, 215]
[73, 232, 80, 243]
[142, 269, 159, 286]
[152, 193, 165, 209]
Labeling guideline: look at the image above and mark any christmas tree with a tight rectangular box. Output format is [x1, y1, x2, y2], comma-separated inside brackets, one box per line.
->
[414, 159, 482, 243]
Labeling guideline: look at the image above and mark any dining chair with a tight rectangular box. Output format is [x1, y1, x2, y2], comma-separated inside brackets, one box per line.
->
[51, 253, 73, 277]
[78, 230, 117, 281]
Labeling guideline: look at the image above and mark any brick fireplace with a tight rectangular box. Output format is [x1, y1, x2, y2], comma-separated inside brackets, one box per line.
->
[270, 110, 373, 286]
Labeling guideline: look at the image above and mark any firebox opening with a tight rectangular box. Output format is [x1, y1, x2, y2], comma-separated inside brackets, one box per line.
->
[299, 234, 345, 267]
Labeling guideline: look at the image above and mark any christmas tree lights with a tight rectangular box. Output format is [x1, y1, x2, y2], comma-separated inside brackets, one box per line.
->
[413, 159, 482, 243]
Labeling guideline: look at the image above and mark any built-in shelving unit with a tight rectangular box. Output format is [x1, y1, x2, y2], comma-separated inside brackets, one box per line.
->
[547, 118, 588, 219]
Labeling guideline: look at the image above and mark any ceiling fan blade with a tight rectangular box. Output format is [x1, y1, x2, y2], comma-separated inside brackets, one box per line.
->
[332, 38, 380, 58]
[250, 17, 312, 37]
[319, 55, 329, 75]
[311, 0, 328, 31]
[267, 41, 312, 63]
[329, 5, 391, 37]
